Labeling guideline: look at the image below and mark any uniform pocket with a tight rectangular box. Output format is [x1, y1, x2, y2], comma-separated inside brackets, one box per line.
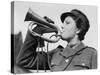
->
[74, 65, 90, 69]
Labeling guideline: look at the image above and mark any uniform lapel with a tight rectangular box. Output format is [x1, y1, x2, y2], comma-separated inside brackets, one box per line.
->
[60, 42, 85, 58]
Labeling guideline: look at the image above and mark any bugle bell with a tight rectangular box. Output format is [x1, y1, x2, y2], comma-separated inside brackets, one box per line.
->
[24, 8, 61, 43]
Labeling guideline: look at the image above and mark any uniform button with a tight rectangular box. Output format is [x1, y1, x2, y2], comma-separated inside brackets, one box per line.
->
[65, 59, 69, 63]
[51, 62, 56, 67]
[82, 63, 85, 66]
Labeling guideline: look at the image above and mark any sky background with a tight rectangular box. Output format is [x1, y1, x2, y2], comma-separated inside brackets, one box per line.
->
[13, 1, 98, 50]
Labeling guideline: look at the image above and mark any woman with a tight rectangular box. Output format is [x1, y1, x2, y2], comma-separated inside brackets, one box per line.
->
[15, 9, 97, 73]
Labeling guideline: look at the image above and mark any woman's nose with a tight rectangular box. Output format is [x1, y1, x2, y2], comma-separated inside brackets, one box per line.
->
[61, 26, 64, 32]
[61, 26, 64, 29]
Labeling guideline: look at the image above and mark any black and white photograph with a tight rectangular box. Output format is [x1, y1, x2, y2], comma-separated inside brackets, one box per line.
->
[11, 1, 98, 74]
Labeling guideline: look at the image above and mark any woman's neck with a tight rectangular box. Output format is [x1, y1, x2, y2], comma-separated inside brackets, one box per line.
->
[67, 35, 81, 48]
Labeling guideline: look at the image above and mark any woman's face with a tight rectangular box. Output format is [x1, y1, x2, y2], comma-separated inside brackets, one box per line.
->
[61, 16, 79, 41]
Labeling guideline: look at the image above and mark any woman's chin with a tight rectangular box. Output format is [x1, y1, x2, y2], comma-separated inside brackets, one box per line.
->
[61, 36, 67, 41]
[61, 36, 70, 42]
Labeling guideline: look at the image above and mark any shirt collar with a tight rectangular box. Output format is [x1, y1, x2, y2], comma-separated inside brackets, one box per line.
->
[60, 42, 85, 58]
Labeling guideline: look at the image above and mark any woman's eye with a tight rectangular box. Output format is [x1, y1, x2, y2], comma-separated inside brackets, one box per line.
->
[65, 21, 70, 24]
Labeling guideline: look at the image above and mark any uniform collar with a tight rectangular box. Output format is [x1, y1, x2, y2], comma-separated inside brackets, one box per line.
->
[60, 42, 85, 58]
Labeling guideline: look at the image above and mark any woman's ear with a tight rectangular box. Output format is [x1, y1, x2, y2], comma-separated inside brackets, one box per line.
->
[76, 29, 80, 34]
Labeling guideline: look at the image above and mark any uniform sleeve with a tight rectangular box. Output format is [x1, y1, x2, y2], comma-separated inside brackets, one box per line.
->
[90, 49, 97, 69]
[16, 30, 50, 71]
[16, 30, 38, 69]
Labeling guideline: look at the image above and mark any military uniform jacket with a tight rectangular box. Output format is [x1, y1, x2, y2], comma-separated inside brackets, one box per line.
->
[16, 30, 97, 72]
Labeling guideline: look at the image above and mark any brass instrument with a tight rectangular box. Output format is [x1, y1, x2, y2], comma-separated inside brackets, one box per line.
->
[24, 8, 61, 43]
